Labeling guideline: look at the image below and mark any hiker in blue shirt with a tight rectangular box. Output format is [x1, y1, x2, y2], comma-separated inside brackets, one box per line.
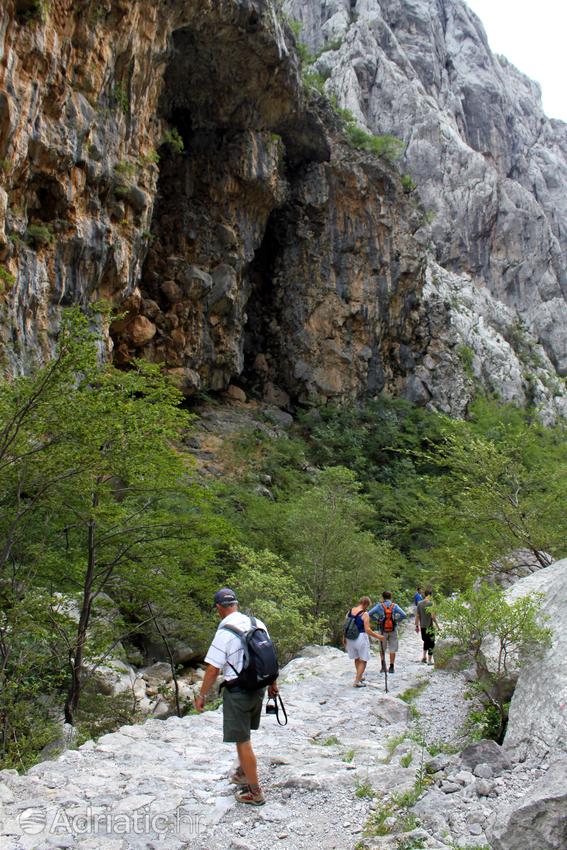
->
[369, 592, 407, 674]
[414, 588, 424, 607]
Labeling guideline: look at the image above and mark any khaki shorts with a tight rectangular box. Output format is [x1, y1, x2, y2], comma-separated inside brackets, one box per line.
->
[222, 686, 265, 743]
[381, 631, 399, 653]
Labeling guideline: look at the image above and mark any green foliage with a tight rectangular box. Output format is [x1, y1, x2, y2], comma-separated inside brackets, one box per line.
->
[439, 585, 552, 739]
[401, 173, 417, 192]
[25, 222, 53, 248]
[342, 748, 355, 762]
[399, 681, 429, 703]
[0, 266, 15, 292]
[114, 160, 137, 179]
[302, 67, 330, 94]
[299, 395, 567, 591]
[227, 545, 325, 662]
[0, 308, 213, 760]
[113, 81, 129, 115]
[344, 123, 405, 162]
[162, 128, 185, 154]
[355, 779, 374, 798]
[457, 344, 475, 379]
[400, 752, 413, 768]
[141, 149, 160, 166]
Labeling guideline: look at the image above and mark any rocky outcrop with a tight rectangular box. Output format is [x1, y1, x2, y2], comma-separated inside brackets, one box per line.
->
[503, 557, 567, 761]
[286, 0, 567, 378]
[487, 757, 567, 850]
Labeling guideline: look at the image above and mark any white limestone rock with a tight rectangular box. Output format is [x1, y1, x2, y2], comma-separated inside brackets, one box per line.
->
[286, 0, 567, 394]
[503, 558, 567, 760]
[488, 757, 567, 850]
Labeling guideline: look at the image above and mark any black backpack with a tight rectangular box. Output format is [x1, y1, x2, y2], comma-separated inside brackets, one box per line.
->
[221, 616, 279, 691]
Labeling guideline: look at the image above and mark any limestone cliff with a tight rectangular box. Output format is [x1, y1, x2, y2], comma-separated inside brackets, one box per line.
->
[1, 0, 566, 418]
[285, 0, 567, 414]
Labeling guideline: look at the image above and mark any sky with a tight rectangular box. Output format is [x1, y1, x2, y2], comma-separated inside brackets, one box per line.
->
[465, 0, 567, 122]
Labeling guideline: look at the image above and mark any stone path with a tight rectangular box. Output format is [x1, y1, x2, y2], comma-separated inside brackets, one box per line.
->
[0, 624, 499, 850]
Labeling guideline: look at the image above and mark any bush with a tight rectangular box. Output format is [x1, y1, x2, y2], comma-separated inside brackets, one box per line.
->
[161, 128, 185, 154]
[0, 266, 16, 292]
[25, 223, 53, 249]
[401, 173, 417, 192]
[346, 126, 405, 161]
[438, 585, 552, 739]
[113, 81, 129, 115]
[227, 545, 326, 662]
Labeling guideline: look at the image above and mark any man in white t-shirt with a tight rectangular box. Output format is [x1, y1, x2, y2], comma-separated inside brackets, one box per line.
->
[195, 588, 278, 806]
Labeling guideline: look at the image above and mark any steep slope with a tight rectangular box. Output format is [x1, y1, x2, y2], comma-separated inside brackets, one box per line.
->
[285, 0, 567, 375]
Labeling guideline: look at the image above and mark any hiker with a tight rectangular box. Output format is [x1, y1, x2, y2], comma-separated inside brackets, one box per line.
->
[415, 586, 440, 664]
[368, 591, 406, 674]
[413, 587, 424, 607]
[344, 596, 384, 687]
[195, 588, 278, 806]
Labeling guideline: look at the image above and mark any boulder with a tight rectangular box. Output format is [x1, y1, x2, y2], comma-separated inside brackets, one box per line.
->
[503, 558, 567, 760]
[488, 757, 567, 850]
[90, 660, 136, 697]
[459, 740, 511, 773]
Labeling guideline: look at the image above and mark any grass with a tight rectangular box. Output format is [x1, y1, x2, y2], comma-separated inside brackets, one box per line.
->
[355, 780, 374, 799]
[399, 680, 429, 703]
[400, 752, 413, 768]
[384, 731, 408, 762]
[322, 735, 340, 746]
[342, 748, 355, 763]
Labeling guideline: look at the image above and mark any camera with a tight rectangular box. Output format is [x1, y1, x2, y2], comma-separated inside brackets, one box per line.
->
[265, 699, 277, 715]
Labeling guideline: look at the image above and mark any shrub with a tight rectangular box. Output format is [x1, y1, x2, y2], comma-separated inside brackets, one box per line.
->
[161, 128, 184, 154]
[457, 344, 475, 379]
[0, 266, 16, 292]
[346, 126, 405, 161]
[401, 173, 417, 192]
[439, 586, 552, 739]
[25, 223, 53, 249]
[113, 81, 129, 115]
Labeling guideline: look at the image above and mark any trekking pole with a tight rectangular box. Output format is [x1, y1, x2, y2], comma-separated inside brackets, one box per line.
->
[380, 643, 388, 694]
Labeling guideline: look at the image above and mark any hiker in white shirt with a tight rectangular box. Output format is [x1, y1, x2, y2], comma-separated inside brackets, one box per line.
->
[195, 588, 278, 806]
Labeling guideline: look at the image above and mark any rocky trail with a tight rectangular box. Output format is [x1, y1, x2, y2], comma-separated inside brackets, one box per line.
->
[0, 624, 558, 850]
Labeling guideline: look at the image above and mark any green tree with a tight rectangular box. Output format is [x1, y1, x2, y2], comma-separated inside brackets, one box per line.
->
[281, 467, 404, 624]
[438, 584, 552, 739]
[227, 545, 326, 662]
[0, 310, 195, 731]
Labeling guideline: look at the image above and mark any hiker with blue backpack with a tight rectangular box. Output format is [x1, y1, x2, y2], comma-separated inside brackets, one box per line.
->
[344, 596, 385, 687]
[368, 591, 407, 674]
[195, 588, 279, 806]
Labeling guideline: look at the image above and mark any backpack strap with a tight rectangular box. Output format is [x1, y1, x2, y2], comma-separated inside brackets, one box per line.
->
[219, 621, 251, 680]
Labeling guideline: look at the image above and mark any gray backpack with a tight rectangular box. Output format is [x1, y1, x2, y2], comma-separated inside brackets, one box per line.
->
[344, 611, 361, 640]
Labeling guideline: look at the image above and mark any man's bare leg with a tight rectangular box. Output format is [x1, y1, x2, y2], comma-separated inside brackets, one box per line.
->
[236, 740, 259, 787]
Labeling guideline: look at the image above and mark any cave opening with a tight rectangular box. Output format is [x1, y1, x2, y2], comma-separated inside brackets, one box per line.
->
[241, 209, 291, 406]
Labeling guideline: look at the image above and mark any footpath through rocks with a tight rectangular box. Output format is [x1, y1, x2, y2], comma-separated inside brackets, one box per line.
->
[0, 624, 546, 850]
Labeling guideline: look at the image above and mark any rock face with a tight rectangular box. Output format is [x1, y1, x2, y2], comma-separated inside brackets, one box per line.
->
[286, 0, 567, 378]
[1, 0, 566, 419]
[487, 757, 567, 850]
[503, 557, 567, 760]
